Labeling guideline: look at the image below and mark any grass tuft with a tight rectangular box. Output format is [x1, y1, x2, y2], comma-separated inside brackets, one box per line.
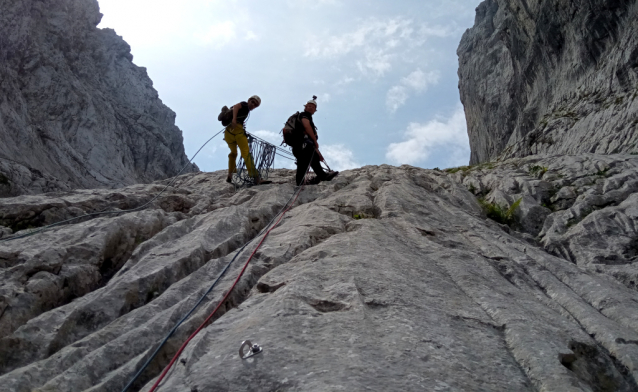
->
[595, 168, 610, 177]
[445, 165, 471, 174]
[529, 165, 548, 177]
[478, 198, 522, 225]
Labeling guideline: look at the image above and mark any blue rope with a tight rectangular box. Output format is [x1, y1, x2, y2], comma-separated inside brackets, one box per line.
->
[120, 152, 314, 392]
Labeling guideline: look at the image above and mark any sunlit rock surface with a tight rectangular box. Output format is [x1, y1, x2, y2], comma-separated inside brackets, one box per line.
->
[0, 0, 196, 197]
[458, 0, 638, 164]
[1, 166, 638, 391]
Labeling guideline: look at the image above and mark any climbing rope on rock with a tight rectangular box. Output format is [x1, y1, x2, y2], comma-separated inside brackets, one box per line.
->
[121, 152, 315, 392]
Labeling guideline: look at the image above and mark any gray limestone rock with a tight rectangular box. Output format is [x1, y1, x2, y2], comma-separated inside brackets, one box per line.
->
[0, 226, 11, 239]
[0, 0, 197, 197]
[1, 165, 638, 391]
[452, 154, 638, 294]
[458, 0, 638, 164]
[515, 194, 551, 237]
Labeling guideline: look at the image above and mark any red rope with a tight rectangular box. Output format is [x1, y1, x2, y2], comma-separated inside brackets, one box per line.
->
[148, 184, 306, 392]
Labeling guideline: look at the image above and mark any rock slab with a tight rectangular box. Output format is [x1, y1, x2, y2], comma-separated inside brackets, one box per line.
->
[1, 165, 638, 391]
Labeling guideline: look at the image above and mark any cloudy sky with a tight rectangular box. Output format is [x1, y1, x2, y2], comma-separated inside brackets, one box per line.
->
[97, 0, 479, 172]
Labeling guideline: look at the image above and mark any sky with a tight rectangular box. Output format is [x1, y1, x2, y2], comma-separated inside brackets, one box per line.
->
[97, 0, 480, 172]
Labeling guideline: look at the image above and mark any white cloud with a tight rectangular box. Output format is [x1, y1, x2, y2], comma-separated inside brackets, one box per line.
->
[386, 86, 409, 113]
[418, 25, 454, 38]
[386, 68, 440, 112]
[304, 18, 415, 78]
[356, 49, 392, 77]
[287, 0, 339, 8]
[386, 106, 469, 166]
[274, 155, 296, 170]
[335, 76, 355, 86]
[196, 21, 237, 47]
[402, 69, 439, 92]
[245, 30, 258, 41]
[206, 141, 228, 159]
[98, 0, 188, 46]
[250, 130, 297, 169]
[322, 144, 360, 171]
[251, 130, 281, 145]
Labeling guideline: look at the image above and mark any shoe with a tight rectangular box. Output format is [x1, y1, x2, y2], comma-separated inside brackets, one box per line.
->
[226, 176, 232, 183]
[306, 176, 321, 185]
[324, 171, 339, 181]
[254, 178, 272, 185]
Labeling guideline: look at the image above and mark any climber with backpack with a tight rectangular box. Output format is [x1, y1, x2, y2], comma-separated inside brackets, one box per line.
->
[218, 95, 270, 185]
[282, 96, 339, 185]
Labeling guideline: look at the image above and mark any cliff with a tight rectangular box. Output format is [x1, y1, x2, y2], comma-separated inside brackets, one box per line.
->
[0, 0, 196, 197]
[458, 0, 638, 164]
[2, 0, 638, 391]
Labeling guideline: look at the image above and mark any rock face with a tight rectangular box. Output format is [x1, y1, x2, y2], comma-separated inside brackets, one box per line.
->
[458, 0, 638, 164]
[449, 153, 638, 290]
[0, 0, 196, 197]
[2, 165, 638, 391]
[3, 0, 638, 391]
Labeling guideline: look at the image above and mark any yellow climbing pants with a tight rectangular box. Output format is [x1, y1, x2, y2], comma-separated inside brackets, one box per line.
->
[224, 124, 258, 178]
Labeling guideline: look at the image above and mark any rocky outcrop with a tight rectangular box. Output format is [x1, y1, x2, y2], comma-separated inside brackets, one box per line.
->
[0, 0, 196, 197]
[458, 0, 638, 164]
[450, 153, 638, 293]
[2, 165, 638, 391]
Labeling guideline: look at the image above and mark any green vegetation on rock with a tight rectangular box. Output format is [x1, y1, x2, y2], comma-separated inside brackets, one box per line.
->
[595, 168, 610, 177]
[445, 161, 497, 175]
[445, 165, 471, 174]
[478, 198, 522, 225]
[529, 165, 548, 177]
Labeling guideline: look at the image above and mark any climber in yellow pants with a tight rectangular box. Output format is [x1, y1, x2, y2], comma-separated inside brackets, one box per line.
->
[225, 123, 258, 180]
[223, 95, 267, 185]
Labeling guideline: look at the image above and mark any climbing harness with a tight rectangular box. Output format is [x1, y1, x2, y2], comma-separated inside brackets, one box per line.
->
[120, 152, 316, 392]
[239, 340, 263, 359]
[0, 129, 226, 243]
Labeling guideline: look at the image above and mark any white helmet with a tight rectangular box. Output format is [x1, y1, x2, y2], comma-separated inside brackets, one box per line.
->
[305, 95, 318, 107]
[249, 95, 261, 106]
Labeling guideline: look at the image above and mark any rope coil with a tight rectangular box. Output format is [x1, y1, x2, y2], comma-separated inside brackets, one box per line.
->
[231, 134, 277, 187]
